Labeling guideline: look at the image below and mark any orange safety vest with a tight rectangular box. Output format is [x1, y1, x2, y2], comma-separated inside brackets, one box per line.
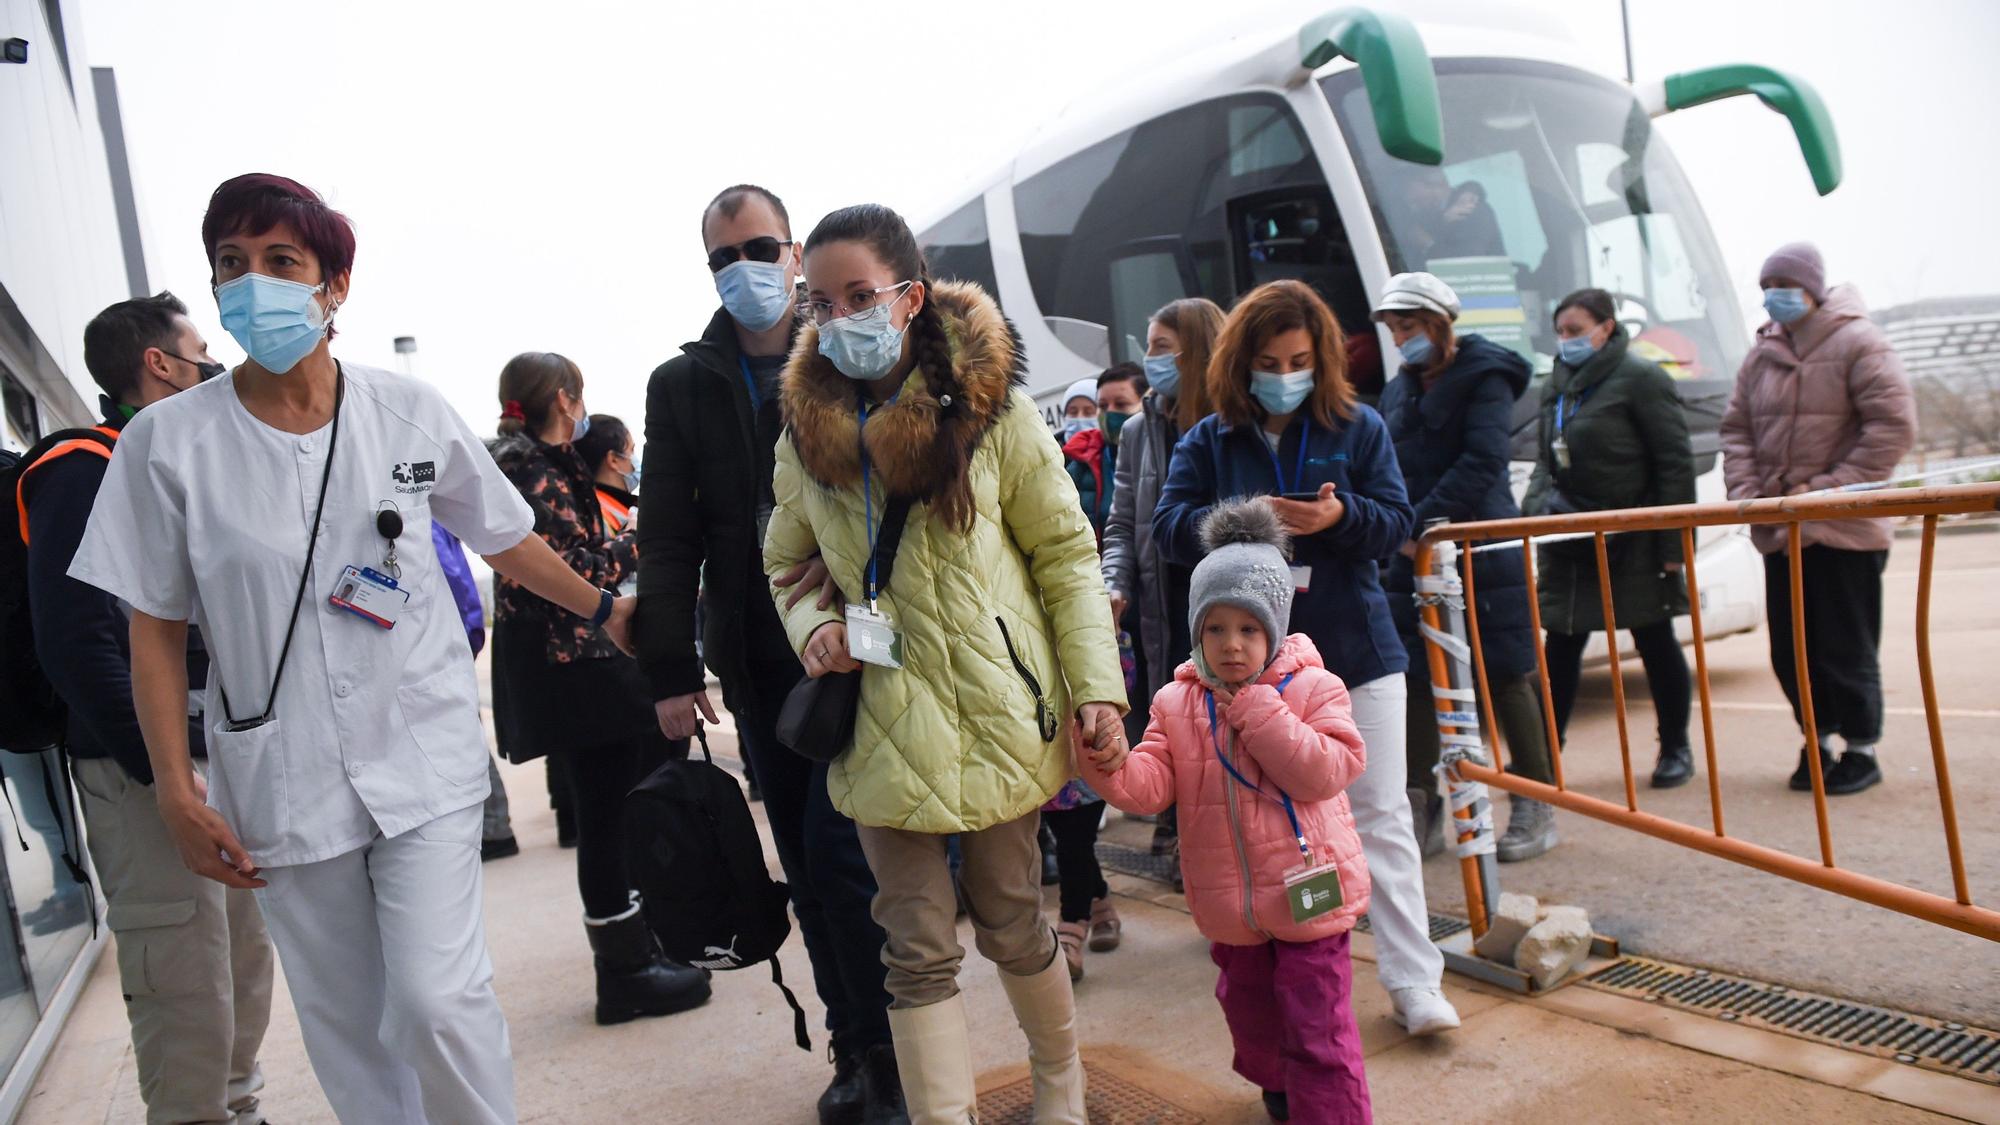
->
[596, 488, 633, 533]
[14, 426, 120, 546]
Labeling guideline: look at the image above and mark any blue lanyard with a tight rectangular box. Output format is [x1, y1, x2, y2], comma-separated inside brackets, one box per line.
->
[1555, 384, 1598, 439]
[858, 391, 898, 603]
[1266, 417, 1312, 494]
[738, 355, 763, 414]
[1206, 674, 1308, 861]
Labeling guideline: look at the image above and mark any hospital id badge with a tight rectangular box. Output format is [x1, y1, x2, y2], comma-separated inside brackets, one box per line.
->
[1551, 434, 1571, 471]
[845, 603, 903, 668]
[1290, 565, 1312, 592]
[1284, 859, 1344, 923]
[328, 565, 409, 629]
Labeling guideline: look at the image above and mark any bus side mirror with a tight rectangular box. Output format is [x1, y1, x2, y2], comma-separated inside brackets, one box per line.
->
[1296, 7, 1443, 166]
[1651, 64, 1842, 196]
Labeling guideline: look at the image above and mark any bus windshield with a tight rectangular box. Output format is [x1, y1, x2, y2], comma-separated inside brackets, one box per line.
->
[1324, 60, 1746, 461]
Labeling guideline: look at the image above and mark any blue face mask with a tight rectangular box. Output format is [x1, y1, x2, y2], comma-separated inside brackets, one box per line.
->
[1397, 334, 1434, 367]
[1557, 335, 1598, 367]
[570, 404, 591, 444]
[1764, 287, 1810, 325]
[817, 300, 908, 382]
[215, 273, 332, 375]
[1250, 368, 1314, 415]
[1062, 416, 1097, 440]
[715, 258, 793, 333]
[622, 461, 641, 493]
[1143, 353, 1181, 399]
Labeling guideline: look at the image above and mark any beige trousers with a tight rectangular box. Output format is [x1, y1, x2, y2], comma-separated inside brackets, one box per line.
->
[855, 813, 1057, 1009]
[74, 757, 276, 1125]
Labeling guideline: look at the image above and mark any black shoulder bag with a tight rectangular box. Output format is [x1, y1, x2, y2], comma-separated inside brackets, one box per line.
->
[774, 494, 914, 763]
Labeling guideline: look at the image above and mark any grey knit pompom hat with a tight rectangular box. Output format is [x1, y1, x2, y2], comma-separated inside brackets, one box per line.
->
[1188, 498, 1294, 683]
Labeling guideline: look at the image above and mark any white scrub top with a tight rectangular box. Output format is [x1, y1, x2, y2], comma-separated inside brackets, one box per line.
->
[70, 362, 535, 868]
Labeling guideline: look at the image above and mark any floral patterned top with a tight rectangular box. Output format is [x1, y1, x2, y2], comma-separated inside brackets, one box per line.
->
[487, 432, 637, 663]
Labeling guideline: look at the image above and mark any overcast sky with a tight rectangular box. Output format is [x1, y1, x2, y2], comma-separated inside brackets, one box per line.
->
[79, 0, 2000, 444]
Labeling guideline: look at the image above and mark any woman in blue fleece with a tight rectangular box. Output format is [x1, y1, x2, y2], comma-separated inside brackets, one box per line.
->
[1153, 279, 1460, 1037]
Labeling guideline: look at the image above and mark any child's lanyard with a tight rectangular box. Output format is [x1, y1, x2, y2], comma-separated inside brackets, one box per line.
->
[1267, 417, 1312, 494]
[857, 389, 900, 605]
[1206, 673, 1307, 862]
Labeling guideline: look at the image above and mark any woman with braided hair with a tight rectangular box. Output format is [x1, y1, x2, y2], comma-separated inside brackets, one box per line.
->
[764, 203, 1125, 1122]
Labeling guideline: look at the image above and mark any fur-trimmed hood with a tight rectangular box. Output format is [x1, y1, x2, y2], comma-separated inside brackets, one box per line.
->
[781, 280, 1025, 500]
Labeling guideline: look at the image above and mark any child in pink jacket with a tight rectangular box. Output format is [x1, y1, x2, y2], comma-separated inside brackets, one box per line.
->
[1079, 499, 1372, 1123]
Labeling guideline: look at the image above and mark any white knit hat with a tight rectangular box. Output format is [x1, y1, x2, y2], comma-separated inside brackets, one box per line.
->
[1061, 378, 1099, 410]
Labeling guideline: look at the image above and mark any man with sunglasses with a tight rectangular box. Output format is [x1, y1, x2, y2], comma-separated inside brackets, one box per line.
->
[636, 186, 905, 1125]
[18, 293, 277, 1123]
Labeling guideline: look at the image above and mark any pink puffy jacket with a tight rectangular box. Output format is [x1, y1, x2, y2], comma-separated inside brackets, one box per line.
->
[1081, 634, 1369, 946]
[1720, 285, 1917, 554]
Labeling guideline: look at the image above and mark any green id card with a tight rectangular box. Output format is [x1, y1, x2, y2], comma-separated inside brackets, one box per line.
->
[1285, 862, 1344, 923]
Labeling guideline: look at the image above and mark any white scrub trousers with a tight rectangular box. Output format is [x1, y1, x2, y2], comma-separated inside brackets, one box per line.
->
[254, 805, 515, 1123]
[1346, 674, 1445, 993]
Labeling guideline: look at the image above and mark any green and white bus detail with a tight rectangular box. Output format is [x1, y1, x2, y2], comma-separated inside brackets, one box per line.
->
[916, 2, 1841, 644]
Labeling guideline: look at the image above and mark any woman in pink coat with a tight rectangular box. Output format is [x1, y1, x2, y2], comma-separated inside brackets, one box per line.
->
[1720, 242, 1917, 795]
[1079, 499, 1372, 1124]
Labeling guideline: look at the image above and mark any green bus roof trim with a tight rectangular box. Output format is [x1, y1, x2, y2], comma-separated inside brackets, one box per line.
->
[1664, 64, 1843, 195]
[1299, 6, 1444, 165]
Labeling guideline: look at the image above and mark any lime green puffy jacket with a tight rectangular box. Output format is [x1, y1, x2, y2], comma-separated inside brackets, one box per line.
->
[763, 282, 1125, 833]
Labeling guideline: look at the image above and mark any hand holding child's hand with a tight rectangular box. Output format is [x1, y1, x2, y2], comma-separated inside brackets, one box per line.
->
[1076, 703, 1128, 772]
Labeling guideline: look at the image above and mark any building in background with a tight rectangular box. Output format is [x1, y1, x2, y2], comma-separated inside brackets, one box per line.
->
[0, 0, 150, 1114]
[1877, 296, 2000, 469]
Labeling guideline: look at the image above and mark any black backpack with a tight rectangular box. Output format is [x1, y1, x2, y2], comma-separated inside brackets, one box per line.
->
[625, 727, 810, 1049]
[1, 428, 118, 753]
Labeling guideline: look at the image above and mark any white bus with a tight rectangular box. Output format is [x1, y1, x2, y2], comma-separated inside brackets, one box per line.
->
[914, 2, 1846, 643]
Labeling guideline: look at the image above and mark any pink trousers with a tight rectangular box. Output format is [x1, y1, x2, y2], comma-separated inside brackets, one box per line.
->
[1211, 932, 1372, 1124]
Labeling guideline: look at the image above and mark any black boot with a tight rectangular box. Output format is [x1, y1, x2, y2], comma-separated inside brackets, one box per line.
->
[1788, 742, 1836, 791]
[1823, 750, 1882, 795]
[859, 1042, 909, 1124]
[1650, 743, 1693, 789]
[818, 1035, 867, 1125]
[585, 912, 711, 1026]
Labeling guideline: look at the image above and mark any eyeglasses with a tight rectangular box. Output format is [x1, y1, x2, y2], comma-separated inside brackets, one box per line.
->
[797, 281, 913, 327]
[706, 236, 794, 274]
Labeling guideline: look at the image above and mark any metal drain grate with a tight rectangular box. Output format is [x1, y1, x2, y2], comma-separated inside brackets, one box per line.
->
[1096, 841, 1179, 884]
[1586, 956, 2000, 1085]
[1354, 912, 1472, 943]
[981, 1060, 1205, 1123]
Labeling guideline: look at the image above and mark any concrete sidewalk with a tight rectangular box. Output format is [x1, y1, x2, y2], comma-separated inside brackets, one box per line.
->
[17, 727, 1994, 1124]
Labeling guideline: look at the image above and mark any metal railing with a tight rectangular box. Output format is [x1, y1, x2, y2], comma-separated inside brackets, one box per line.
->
[1413, 483, 2000, 945]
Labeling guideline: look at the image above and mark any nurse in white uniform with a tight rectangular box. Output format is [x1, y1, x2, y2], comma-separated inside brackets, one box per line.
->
[70, 173, 629, 1125]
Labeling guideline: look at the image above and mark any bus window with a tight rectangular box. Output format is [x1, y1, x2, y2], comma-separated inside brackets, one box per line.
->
[917, 198, 1002, 302]
[1013, 92, 1366, 365]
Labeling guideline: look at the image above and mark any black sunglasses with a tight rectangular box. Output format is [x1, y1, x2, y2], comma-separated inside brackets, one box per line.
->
[706, 236, 794, 274]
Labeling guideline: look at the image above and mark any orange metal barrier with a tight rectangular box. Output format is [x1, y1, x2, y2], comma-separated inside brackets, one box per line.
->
[1413, 483, 2000, 945]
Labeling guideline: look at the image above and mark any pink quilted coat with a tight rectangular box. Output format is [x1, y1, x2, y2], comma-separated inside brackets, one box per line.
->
[1081, 634, 1370, 946]
[1720, 285, 1917, 554]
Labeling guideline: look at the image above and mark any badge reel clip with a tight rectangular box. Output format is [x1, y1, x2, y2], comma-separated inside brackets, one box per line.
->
[328, 502, 411, 629]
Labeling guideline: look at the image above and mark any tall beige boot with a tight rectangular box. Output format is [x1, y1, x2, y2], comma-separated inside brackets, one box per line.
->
[886, 993, 978, 1125]
[997, 953, 1087, 1124]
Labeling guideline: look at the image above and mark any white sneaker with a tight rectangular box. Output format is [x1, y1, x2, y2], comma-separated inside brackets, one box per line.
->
[1390, 986, 1461, 1036]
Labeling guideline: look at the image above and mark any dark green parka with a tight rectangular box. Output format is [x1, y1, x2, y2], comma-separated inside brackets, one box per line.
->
[1522, 327, 1695, 633]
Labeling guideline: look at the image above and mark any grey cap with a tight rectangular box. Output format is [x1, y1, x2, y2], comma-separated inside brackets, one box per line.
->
[1372, 271, 1461, 321]
[1188, 499, 1294, 682]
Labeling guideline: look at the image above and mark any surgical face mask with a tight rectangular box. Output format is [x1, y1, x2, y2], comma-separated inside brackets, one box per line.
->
[1249, 368, 1314, 415]
[1143, 353, 1181, 399]
[621, 458, 641, 493]
[1397, 334, 1434, 367]
[817, 302, 908, 382]
[1764, 287, 1810, 325]
[1557, 335, 1598, 367]
[714, 258, 793, 333]
[567, 401, 590, 444]
[214, 273, 332, 375]
[1062, 415, 1098, 440]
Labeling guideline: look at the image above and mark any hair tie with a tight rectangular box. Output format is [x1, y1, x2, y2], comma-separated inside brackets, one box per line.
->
[501, 400, 526, 421]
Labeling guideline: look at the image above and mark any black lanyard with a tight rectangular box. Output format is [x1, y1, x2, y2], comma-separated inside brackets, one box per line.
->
[220, 365, 344, 731]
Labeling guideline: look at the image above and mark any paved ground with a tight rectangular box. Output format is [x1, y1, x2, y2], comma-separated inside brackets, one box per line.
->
[16, 527, 1999, 1123]
[1427, 526, 2000, 1027]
